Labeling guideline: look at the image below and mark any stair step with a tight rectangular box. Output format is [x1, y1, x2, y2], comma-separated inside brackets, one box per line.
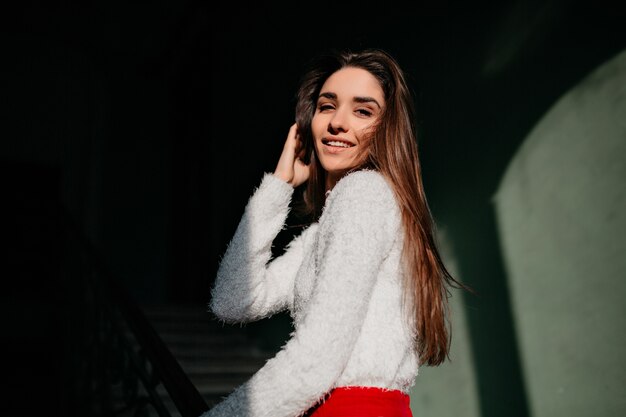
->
[154, 330, 248, 343]
[163, 342, 268, 358]
[125, 303, 275, 415]
[179, 357, 267, 374]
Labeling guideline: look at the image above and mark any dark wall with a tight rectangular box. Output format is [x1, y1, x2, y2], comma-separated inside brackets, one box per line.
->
[5, 1, 623, 303]
[2, 1, 624, 416]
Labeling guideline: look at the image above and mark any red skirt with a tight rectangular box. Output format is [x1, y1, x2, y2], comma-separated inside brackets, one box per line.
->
[303, 386, 413, 417]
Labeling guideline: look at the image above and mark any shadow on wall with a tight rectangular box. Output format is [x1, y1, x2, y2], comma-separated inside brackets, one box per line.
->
[410, 227, 480, 417]
[493, 48, 626, 417]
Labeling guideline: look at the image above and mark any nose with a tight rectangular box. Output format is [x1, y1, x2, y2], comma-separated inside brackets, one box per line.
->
[328, 107, 349, 133]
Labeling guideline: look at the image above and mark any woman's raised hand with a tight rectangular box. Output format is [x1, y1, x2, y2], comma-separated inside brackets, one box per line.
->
[273, 123, 310, 187]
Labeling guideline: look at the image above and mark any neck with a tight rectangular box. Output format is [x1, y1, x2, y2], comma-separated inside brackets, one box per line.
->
[324, 172, 339, 193]
[324, 170, 350, 193]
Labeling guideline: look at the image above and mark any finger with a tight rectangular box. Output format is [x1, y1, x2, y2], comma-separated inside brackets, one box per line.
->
[296, 139, 306, 160]
[275, 124, 299, 182]
[294, 132, 302, 153]
[283, 123, 298, 150]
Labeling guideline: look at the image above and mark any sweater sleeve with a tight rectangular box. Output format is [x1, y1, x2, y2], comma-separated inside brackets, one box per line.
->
[209, 172, 307, 323]
[201, 170, 400, 417]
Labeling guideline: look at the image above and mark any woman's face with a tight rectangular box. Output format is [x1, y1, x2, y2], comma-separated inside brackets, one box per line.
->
[312, 66, 385, 183]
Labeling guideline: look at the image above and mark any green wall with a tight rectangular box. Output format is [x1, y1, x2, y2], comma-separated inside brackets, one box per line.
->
[410, 228, 480, 417]
[493, 49, 626, 416]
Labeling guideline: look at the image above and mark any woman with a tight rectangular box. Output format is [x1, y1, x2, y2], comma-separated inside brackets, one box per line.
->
[202, 48, 464, 417]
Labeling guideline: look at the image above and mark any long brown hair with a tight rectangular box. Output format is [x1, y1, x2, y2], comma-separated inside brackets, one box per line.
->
[294, 48, 467, 366]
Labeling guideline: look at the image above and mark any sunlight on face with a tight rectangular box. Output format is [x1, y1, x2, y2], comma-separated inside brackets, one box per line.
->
[312, 67, 385, 188]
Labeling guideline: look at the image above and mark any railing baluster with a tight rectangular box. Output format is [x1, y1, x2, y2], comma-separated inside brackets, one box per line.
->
[63, 208, 210, 417]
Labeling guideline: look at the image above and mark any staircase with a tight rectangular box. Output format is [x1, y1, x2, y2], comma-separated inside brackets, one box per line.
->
[140, 303, 275, 415]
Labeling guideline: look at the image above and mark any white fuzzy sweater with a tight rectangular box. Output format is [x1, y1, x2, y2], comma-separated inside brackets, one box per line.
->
[201, 169, 419, 417]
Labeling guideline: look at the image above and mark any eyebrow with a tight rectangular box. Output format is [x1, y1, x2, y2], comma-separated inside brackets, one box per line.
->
[318, 92, 382, 109]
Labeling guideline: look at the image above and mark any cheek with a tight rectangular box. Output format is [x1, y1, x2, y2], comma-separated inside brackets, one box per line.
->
[311, 115, 326, 138]
[356, 121, 378, 143]
[357, 119, 377, 134]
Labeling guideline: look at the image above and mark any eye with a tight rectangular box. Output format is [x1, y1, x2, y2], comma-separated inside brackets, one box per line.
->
[356, 108, 373, 117]
[318, 103, 335, 112]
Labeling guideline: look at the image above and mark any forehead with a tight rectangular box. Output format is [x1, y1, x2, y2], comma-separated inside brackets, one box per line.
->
[319, 67, 384, 102]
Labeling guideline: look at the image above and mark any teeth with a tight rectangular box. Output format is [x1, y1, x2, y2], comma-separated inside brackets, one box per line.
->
[327, 140, 351, 148]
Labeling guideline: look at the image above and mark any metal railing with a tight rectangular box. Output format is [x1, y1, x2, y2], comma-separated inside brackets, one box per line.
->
[63, 209, 209, 417]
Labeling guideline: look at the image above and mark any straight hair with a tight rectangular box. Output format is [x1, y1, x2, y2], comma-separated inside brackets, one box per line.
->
[294, 48, 469, 366]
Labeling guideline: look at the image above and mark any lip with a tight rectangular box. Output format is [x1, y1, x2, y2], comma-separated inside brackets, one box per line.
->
[321, 136, 356, 148]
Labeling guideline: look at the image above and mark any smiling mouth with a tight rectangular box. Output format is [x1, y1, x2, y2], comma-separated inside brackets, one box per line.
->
[322, 139, 355, 148]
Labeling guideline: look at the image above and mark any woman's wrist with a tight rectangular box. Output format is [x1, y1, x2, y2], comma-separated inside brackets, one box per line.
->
[272, 171, 293, 186]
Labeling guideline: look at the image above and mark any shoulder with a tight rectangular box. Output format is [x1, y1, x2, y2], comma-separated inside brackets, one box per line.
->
[323, 169, 400, 221]
[328, 169, 395, 205]
[338, 168, 389, 188]
[318, 169, 401, 246]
